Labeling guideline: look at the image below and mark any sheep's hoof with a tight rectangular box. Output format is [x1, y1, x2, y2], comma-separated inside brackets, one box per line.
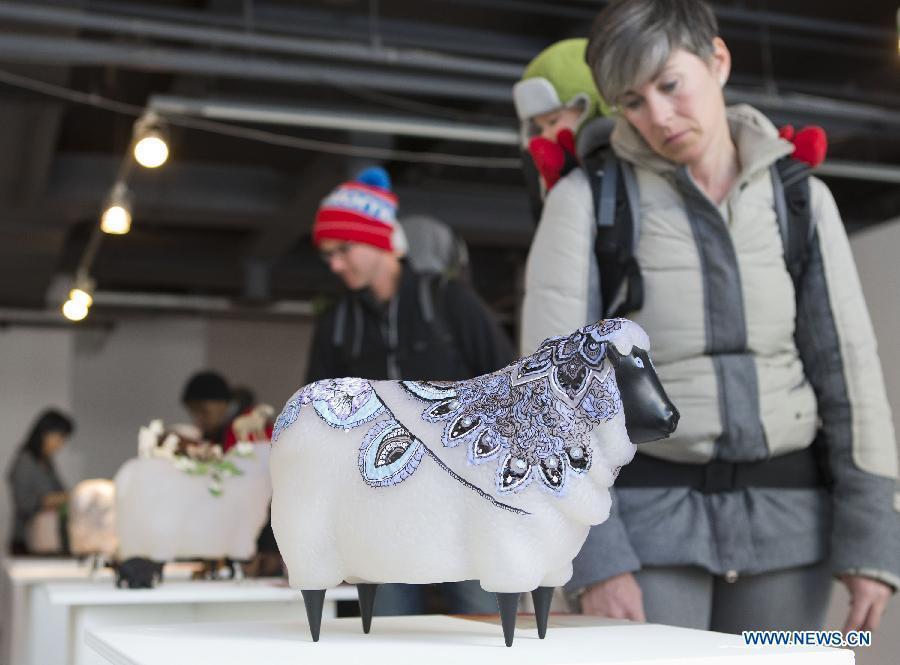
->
[357, 583, 378, 633]
[531, 587, 553, 639]
[301, 589, 327, 642]
[496, 592, 521, 647]
[116, 557, 163, 589]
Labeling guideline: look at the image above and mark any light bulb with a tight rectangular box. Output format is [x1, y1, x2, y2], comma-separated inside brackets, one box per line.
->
[101, 205, 132, 234]
[69, 288, 93, 307]
[134, 134, 169, 168]
[62, 299, 89, 321]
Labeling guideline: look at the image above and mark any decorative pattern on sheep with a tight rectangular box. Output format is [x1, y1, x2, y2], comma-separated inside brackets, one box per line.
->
[402, 319, 622, 495]
[272, 319, 627, 501]
[273, 377, 383, 437]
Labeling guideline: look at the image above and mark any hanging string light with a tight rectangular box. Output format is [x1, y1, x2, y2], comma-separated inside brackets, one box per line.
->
[133, 112, 169, 168]
[100, 182, 132, 235]
[61, 273, 95, 322]
[61, 298, 89, 321]
[68, 286, 93, 308]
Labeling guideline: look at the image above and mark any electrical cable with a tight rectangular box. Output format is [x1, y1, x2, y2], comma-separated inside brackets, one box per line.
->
[0, 68, 521, 169]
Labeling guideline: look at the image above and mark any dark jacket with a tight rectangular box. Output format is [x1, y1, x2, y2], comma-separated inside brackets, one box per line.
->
[7, 450, 64, 550]
[306, 265, 514, 383]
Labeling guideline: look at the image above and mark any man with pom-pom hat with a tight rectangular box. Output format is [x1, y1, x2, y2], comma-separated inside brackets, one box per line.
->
[305, 166, 515, 615]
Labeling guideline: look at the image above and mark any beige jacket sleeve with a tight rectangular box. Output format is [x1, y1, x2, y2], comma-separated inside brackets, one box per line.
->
[520, 169, 601, 355]
[797, 177, 900, 588]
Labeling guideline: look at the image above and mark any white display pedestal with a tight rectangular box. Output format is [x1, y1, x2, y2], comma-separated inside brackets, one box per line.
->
[27, 579, 356, 665]
[86, 614, 853, 665]
[0, 557, 199, 665]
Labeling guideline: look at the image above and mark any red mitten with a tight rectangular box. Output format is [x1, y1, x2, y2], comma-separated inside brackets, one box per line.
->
[779, 124, 827, 167]
[528, 136, 566, 189]
[556, 128, 576, 157]
[778, 125, 795, 141]
[528, 129, 579, 190]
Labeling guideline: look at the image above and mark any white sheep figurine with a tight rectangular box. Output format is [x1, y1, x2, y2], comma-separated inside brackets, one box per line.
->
[68, 479, 118, 561]
[114, 445, 272, 587]
[270, 319, 678, 645]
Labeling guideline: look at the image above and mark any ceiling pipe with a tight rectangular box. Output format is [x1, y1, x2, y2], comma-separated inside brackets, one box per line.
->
[450, 0, 893, 41]
[1, 30, 897, 129]
[149, 95, 900, 184]
[0, 33, 514, 103]
[148, 95, 518, 145]
[82, 0, 893, 50]
[0, 1, 522, 79]
[815, 161, 900, 184]
[92, 290, 315, 317]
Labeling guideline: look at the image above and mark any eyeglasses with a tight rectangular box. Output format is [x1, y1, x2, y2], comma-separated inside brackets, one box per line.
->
[319, 243, 353, 263]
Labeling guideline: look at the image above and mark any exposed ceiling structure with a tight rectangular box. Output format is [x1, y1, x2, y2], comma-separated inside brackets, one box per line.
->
[0, 0, 898, 322]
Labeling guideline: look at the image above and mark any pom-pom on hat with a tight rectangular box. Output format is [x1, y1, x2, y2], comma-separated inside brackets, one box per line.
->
[313, 166, 401, 253]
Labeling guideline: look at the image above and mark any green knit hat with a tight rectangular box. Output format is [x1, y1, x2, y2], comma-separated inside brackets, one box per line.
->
[512, 38, 610, 146]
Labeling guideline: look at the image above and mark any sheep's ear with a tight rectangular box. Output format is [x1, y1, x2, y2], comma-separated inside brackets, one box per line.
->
[604, 343, 624, 365]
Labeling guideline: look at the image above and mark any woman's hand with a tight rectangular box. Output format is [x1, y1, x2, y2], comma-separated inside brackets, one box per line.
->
[840, 574, 892, 633]
[579, 572, 646, 621]
[41, 491, 68, 510]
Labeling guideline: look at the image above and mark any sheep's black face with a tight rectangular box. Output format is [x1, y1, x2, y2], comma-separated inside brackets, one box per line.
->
[605, 345, 679, 444]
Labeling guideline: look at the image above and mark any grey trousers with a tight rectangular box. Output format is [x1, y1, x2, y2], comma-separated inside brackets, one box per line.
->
[634, 562, 833, 633]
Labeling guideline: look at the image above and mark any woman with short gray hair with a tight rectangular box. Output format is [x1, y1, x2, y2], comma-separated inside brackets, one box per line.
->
[520, 0, 897, 635]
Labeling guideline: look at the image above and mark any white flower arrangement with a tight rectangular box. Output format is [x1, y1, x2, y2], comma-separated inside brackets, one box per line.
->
[137, 420, 257, 496]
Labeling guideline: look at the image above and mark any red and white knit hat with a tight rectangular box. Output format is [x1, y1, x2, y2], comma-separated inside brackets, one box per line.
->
[313, 167, 401, 252]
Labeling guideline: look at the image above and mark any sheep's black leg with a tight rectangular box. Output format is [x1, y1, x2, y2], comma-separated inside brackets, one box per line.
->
[357, 583, 378, 634]
[301, 589, 327, 642]
[496, 592, 520, 647]
[531, 587, 553, 639]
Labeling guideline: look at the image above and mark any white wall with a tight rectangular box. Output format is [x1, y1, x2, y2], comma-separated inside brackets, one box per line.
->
[822, 218, 900, 663]
[206, 318, 312, 409]
[70, 318, 207, 481]
[850, 219, 900, 447]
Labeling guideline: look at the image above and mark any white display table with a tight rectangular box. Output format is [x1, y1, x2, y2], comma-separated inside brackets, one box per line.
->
[0, 557, 200, 665]
[86, 614, 853, 665]
[26, 579, 356, 665]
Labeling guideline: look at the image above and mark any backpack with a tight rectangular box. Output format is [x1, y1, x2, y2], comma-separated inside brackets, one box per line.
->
[580, 146, 816, 318]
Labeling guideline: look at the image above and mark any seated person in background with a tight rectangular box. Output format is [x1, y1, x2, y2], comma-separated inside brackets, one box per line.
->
[181, 370, 280, 576]
[6, 409, 74, 554]
[180, 371, 273, 452]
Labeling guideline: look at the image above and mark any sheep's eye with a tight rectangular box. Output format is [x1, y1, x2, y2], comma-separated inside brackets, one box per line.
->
[634, 357, 645, 369]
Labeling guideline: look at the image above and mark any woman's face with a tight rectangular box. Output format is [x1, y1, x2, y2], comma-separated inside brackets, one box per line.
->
[618, 38, 730, 166]
[42, 431, 67, 457]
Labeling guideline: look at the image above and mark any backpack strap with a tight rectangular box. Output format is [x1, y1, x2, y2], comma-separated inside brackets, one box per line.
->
[331, 297, 364, 364]
[332, 299, 347, 347]
[584, 147, 643, 317]
[772, 157, 816, 290]
[417, 272, 456, 346]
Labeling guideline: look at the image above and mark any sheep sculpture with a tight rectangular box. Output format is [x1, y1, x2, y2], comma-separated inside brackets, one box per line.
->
[114, 444, 272, 588]
[270, 318, 679, 646]
[68, 479, 118, 562]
